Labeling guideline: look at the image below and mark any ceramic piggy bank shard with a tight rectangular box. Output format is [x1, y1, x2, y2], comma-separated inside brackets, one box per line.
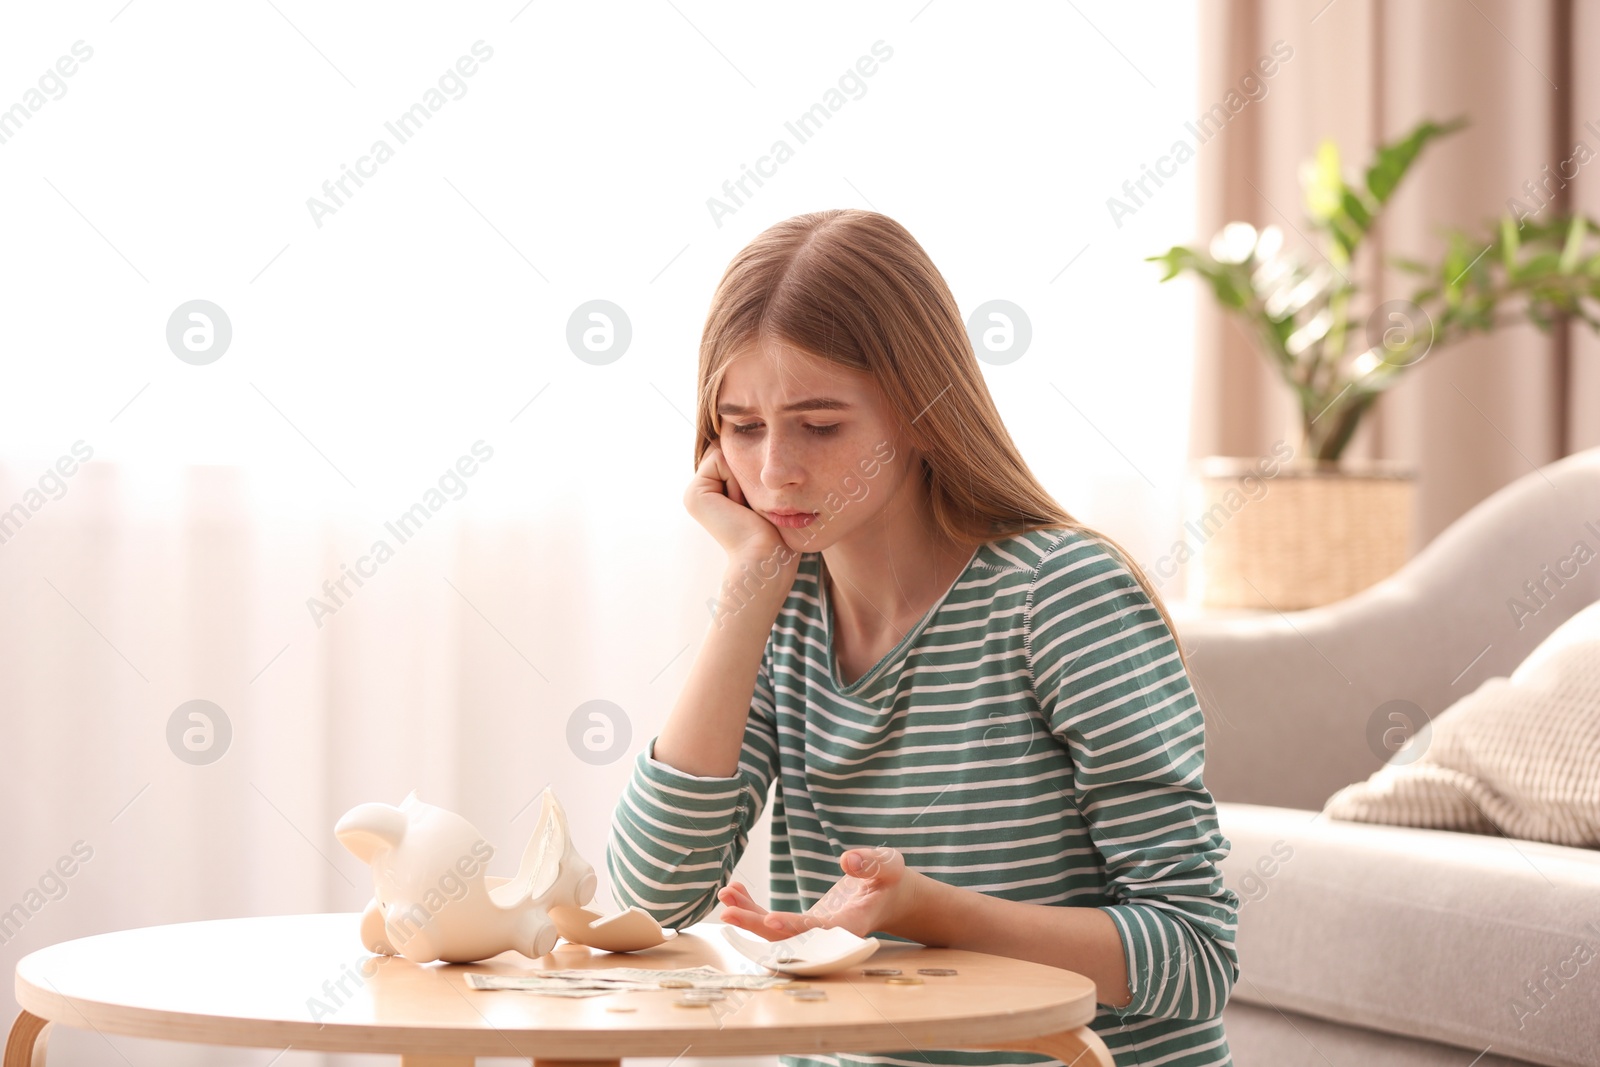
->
[334, 786, 596, 964]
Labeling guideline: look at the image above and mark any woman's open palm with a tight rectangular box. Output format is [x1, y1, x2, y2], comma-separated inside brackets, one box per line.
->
[716, 846, 915, 940]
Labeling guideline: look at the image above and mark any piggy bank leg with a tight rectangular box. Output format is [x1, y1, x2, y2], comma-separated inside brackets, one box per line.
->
[517, 913, 560, 959]
[388, 922, 441, 964]
[359, 898, 399, 956]
[573, 856, 597, 907]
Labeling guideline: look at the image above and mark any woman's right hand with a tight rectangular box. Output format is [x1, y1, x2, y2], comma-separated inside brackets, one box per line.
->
[684, 443, 799, 569]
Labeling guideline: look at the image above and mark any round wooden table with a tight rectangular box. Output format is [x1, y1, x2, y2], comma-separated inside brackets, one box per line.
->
[8, 913, 1113, 1067]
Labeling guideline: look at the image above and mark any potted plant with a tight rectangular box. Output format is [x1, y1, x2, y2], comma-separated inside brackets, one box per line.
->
[1149, 116, 1600, 609]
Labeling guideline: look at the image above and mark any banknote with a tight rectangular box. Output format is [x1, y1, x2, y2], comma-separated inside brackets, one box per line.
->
[462, 975, 614, 997]
[465, 965, 791, 995]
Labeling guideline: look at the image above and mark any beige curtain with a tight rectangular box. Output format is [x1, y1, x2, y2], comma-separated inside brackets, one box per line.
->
[1192, 0, 1600, 550]
[0, 463, 775, 1067]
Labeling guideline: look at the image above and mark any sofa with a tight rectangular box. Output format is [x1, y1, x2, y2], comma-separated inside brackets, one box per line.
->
[1177, 447, 1600, 1067]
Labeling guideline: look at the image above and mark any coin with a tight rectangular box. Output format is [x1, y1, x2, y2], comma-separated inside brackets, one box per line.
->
[657, 978, 694, 989]
[861, 968, 902, 976]
[885, 976, 924, 985]
[782, 985, 817, 995]
[917, 968, 958, 976]
[789, 989, 828, 1001]
[674, 997, 713, 1008]
[678, 990, 727, 1002]
[604, 1005, 637, 1013]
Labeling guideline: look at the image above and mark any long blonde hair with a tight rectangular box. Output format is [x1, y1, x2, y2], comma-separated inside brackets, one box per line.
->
[692, 209, 1190, 671]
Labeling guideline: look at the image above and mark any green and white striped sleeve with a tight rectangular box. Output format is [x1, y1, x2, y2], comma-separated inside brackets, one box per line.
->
[604, 643, 780, 931]
[1025, 531, 1241, 1022]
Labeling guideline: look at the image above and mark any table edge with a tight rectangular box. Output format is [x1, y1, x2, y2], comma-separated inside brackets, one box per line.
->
[14, 975, 1100, 1059]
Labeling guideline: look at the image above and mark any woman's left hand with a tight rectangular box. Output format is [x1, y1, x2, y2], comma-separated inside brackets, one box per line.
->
[716, 845, 919, 940]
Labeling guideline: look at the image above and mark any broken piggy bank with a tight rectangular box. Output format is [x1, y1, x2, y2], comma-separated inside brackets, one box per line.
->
[334, 785, 597, 964]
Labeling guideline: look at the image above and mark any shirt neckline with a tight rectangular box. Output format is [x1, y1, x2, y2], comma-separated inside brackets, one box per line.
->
[819, 543, 983, 694]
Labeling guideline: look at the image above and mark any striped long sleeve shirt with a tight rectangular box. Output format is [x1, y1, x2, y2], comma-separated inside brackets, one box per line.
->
[606, 527, 1239, 1067]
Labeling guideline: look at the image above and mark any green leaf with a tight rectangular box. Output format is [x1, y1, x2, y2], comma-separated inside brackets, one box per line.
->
[1145, 246, 1195, 282]
[1365, 116, 1469, 205]
[1390, 256, 1432, 275]
[1521, 250, 1561, 277]
[1207, 266, 1252, 310]
[1340, 189, 1371, 233]
[1560, 215, 1587, 274]
[1443, 235, 1470, 295]
[1145, 243, 1264, 310]
[1150, 130, 1600, 466]
[1324, 188, 1369, 259]
[1500, 215, 1520, 281]
[1304, 140, 1345, 222]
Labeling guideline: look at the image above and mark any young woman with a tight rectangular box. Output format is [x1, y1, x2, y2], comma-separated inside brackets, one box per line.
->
[606, 209, 1238, 1067]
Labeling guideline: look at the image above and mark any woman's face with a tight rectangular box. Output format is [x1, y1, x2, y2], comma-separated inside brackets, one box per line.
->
[714, 341, 918, 550]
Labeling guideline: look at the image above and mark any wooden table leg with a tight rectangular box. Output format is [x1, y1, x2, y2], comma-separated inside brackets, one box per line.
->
[3, 1010, 50, 1067]
[971, 1025, 1115, 1067]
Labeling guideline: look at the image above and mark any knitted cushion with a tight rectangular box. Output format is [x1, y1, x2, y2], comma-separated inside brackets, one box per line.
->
[1322, 598, 1600, 847]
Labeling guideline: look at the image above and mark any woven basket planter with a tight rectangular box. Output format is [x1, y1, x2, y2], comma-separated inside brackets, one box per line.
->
[1187, 457, 1416, 610]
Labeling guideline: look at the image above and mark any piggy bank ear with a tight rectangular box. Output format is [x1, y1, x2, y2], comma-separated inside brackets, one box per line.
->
[334, 802, 408, 865]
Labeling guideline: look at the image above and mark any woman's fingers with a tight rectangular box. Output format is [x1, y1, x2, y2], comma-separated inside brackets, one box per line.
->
[720, 906, 787, 941]
[764, 910, 819, 936]
[717, 883, 821, 942]
[717, 881, 763, 912]
[713, 445, 747, 507]
[717, 883, 775, 934]
[694, 443, 744, 506]
[843, 846, 902, 880]
[725, 853, 899, 947]
[683, 445, 793, 565]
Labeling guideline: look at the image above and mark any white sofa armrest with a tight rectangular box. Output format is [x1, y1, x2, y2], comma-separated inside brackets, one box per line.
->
[1177, 448, 1600, 809]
